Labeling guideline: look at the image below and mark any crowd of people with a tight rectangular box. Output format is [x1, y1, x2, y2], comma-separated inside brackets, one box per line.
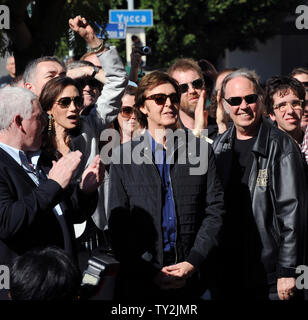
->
[0, 14, 307, 301]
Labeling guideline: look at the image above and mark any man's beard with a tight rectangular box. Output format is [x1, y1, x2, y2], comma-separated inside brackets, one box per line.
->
[180, 100, 197, 118]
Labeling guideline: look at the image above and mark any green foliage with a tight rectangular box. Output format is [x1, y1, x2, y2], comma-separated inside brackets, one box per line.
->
[1, 0, 304, 70]
[139, 0, 303, 68]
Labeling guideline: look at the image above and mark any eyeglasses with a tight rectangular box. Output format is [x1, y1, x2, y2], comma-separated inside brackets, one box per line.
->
[224, 94, 258, 106]
[144, 93, 180, 105]
[120, 106, 136, 118]
[55, 96, 83, 109]
[273, 99, 304, 112]
[179, 78, 204, 94]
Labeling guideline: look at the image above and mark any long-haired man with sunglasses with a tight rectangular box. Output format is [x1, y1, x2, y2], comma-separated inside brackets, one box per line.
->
[108, 71, 225, 301]
[212, 69, 307, 300]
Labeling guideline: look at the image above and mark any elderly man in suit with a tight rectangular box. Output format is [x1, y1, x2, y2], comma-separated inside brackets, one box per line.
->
[0, 87, 104, 299]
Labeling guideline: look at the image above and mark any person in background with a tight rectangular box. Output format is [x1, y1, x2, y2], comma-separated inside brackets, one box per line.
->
[290, 67, 308, 132]
[208, 68, 238, 137]
[128, 47, 143, 86]
[113, 85, 142, 144]
[0, 56, 16, 88]
[168, 58, 209, 136]
[301, 125, 308, 164]
[23, 56, 66, 96]
[198, 59, 217, 103]
[66, 60, 105, 116]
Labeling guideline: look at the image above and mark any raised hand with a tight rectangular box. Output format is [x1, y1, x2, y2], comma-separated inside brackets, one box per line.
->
[48, 151, 82, 189]
[68, 15, 101, 48]
[193, 89, 208, 137]
[80, 155, 105, 194]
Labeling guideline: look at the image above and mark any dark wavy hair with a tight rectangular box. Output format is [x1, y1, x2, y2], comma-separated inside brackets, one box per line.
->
[135, 71, 181, 128]
[264, 76, 305, 115]
[10, 246, 81, 300]
[39, 76, 82, 158]
[113, 85, 139, 133]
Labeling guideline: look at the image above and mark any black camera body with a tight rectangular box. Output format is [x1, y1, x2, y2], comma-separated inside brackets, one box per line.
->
[140, 46, 151, 55]
[80, 249, 120, 299]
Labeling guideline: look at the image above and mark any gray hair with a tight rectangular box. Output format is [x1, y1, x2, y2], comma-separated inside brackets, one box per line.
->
[66, 60, 94, 70]
[220, 68, 264, 111]
[0, 87, 37, 130]
[23, 56, 66, 85]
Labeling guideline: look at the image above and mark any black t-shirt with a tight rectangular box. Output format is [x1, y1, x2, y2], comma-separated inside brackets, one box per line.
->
[222, 136, 267, 288]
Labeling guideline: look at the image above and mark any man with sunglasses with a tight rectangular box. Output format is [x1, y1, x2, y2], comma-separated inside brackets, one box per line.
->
[168, 58, 211, 135]
[108, 71, 225, 301]
[212, 69, 307, 300]
[66, 60, 104, 116]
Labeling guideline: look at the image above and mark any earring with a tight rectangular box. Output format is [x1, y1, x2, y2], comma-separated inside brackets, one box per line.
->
[48, 114, 53, 133]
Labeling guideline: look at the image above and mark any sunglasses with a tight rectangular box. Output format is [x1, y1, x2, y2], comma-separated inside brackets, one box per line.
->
[56, 96, 83, 109]
[301, 81, 308, 88]
[120, 106, 136, 118]
[179, 78, 204, 94]
[144, 93, 180, 105]
[224, 94, 258, 106]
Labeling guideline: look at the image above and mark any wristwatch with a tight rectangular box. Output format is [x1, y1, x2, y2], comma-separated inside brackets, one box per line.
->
[91, 65, 100, 78]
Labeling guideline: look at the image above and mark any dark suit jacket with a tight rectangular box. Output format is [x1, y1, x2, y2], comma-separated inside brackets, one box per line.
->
[0, 148, 98, 266]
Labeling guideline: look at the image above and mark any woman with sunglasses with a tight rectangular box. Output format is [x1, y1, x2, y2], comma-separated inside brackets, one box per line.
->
[113, 85, 142, 144]
[39, 46, 127, 261]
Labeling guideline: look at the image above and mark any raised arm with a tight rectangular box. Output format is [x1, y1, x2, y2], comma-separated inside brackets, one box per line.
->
[69, 15, 128, 132]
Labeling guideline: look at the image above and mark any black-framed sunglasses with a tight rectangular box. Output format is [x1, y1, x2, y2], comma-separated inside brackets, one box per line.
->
[56, 96, 84, 109]
[179, 78, 204, 94]
[144, 93, 180, 105]
[301, 81, 308, 88]
[224, 94, 258, 106]
[120, 106, 136, 118]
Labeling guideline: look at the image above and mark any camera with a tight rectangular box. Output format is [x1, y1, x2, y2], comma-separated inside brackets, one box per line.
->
[79, 248, 120, 299]
[140, 46, 152, 55]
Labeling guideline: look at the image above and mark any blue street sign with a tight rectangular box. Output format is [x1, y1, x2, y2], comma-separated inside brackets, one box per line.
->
[94, 22, 126, 39]
[109, 9, 153, 27]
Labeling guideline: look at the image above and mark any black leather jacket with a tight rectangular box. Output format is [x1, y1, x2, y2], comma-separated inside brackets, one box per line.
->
[212, 118, 307, 283]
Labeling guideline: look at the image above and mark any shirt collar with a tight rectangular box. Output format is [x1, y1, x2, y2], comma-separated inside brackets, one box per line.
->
[0, 142, 41, 168]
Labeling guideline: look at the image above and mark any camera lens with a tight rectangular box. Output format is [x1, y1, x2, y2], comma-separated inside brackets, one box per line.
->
[141, 46, 151, 55]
